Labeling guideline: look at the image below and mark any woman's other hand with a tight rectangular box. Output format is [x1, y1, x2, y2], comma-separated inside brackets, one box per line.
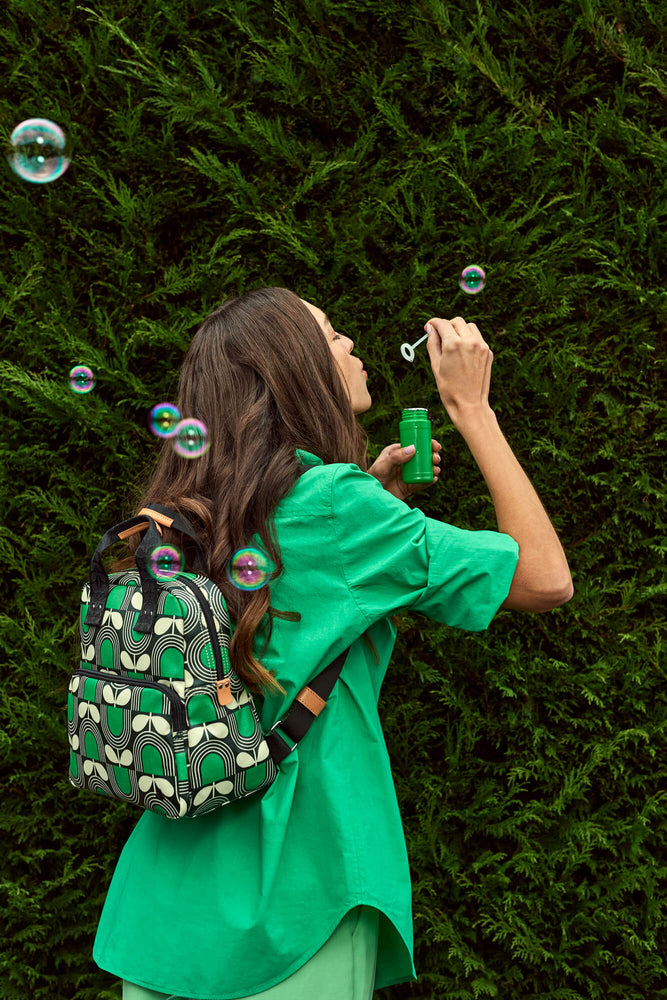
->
[367, 440, 442, 502]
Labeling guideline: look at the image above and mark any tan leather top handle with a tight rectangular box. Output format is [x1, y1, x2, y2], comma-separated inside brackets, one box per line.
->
[117, 508, 174, 540]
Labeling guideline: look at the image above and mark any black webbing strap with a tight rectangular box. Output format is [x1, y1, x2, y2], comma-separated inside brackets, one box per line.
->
[265, 648, 349, 766]
[265, 457, 348, 765]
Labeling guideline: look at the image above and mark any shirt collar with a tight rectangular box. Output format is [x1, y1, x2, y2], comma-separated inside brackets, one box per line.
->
[295, 449, 323, 467]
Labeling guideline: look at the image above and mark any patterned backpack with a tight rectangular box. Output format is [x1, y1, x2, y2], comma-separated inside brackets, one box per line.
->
[67, 504, 346, 819]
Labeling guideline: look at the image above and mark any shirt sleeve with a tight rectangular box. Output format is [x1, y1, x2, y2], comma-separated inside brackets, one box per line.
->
[330, 464, 519, 631]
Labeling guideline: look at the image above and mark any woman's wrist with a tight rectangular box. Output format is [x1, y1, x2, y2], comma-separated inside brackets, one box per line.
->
[441, 399, 499, 437]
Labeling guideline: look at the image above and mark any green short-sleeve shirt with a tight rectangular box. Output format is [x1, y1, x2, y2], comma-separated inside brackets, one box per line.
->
[94, 451, 519, 998]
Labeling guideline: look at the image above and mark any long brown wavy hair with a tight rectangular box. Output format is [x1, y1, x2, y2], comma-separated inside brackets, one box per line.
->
[122, 287, 368, 693]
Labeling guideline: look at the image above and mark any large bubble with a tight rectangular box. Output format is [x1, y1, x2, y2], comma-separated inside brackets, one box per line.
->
[149, 402, 180, 438]
[459, 264, 486, 295]
[173, 418, 209, 459]
[8, 118, 71, 184]
[226, 548, 274, 591]
[69, 365, 95, 394]
[147, 545, 184, 581]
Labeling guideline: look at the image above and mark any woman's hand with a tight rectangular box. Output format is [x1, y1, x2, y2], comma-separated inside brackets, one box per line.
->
[425, 317, 493, 428]
[367, 440, 442, 501]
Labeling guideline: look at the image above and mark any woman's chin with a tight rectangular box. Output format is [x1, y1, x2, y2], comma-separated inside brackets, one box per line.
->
[353, 392, 372, 415]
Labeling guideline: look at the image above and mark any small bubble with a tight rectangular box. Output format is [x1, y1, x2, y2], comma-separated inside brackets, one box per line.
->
[460, 264, 486, 295]
[149, 402, 180, 438]
[226, 547, 274, 591]
[69, 365, 95, 394]
[173, 418, 209, 459]
[147, 544, 184, 580]
[8, 118, 71, 184]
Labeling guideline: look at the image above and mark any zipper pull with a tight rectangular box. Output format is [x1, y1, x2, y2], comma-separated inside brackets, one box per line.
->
[216, 678, 233, 706]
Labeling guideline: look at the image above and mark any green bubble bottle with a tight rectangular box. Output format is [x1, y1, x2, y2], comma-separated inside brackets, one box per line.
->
[399, 408, 432, 485]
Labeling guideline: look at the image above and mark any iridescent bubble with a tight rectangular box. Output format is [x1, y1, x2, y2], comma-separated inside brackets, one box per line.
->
[173, 418, 209, 459]
[226, 547, 274, 591]
[147, 544, 184, 581]
[8, 118, 71, 184]
[149, 402, 180, 438]
[69, 365, 95, 394]
[459, 264, 486, 295]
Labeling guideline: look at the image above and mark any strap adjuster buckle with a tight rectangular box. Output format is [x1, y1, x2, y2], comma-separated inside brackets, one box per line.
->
[267, 720, 298, 754]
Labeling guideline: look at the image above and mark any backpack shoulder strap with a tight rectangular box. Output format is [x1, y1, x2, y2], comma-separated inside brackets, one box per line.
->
[265, 648, 349, 766]
[266, 458, 345, 764]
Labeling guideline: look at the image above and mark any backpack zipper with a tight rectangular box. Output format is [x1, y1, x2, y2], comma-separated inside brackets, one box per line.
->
[177, 577, 233, 707]
[75, 668, 188, 731]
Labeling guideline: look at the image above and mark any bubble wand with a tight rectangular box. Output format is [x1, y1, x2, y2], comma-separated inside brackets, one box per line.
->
[400, 326, 432, 363]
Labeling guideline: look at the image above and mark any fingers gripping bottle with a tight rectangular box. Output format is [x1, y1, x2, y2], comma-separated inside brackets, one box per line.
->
[399, 408, 432, 485]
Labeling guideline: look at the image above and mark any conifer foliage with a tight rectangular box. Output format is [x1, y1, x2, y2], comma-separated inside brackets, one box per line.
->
[1, 1, 665, 998]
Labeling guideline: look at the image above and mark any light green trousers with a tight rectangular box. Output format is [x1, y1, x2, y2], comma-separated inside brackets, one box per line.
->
[122, 905, 379, 1000]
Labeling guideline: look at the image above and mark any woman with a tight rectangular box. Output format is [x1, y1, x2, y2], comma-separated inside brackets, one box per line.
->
[94, 287, 573, 1000]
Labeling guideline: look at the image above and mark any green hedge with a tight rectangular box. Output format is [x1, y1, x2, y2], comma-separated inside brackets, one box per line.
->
[1, 1, 665, 998]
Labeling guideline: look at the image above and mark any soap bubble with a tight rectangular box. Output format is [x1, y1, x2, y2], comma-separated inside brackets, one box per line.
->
[149, 402, 180, 438]
[69, 365, 95, 394]
[173, 418, 209, 458]
[148, 544, 184, 581]
[8, 118, 71, 184]
[459, 265, 486, 295]
[226, 548, 274, 591]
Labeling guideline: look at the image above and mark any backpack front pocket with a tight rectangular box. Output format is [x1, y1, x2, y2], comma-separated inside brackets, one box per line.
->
[67, 670, 189, 818]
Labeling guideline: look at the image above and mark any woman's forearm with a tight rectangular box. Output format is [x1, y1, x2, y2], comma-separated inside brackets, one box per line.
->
[424, 314, 573, 612]
[452, 404, 574, 611]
